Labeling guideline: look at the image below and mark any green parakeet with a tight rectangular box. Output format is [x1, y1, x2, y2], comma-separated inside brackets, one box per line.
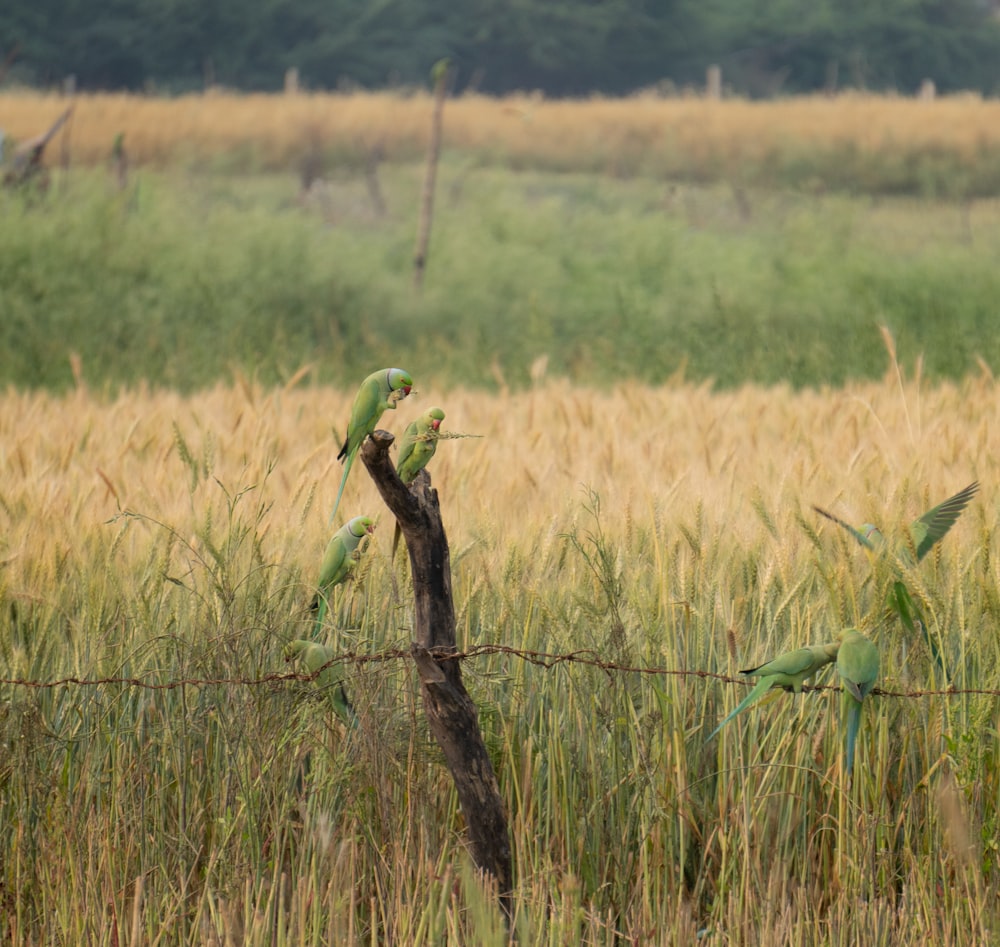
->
[392, 407, 445, 561]
[329, 368, 413, 523]
[396, 407, 445, 484]
[836, 628, 879, 780]
[813, 481, 978, 673]
[310, 515, 374, 631]
[813, 481, 978, 563]
[706, 642, 840, 742]
[284, 639, 358, 726]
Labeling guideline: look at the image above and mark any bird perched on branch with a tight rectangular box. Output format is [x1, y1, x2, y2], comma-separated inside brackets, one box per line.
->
[329, 368, 413, 523]
[706, 641, 841, 742]
[396, 407, 445, 485]
[310, 515, 374, 632]
[3, 105, 74, 189]
[393, 407, 446, 560]
[836, 628, 879, 781]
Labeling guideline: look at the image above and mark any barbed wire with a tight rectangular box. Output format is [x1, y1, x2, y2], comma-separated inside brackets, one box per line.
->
[0, 644, 995, 698]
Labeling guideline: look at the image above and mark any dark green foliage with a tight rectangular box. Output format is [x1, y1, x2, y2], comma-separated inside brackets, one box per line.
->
[3, 0, 1000, 95]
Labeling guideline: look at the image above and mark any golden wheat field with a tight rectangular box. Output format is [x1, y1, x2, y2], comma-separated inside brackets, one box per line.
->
[4, 89, 1000, 174]
[3, 368, 1000, 943]
[4, 370, 993, 584]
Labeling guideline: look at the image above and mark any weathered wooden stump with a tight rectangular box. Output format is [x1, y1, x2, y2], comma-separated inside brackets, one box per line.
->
[360, 430, 513, 922]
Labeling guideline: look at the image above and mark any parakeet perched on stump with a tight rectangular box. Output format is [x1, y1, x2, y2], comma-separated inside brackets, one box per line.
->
[329, 368, 413, 522]
[396, 407, 445, 485]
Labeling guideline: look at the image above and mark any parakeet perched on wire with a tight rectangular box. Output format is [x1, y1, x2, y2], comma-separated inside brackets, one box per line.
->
[836, 628, 879, 781]
[284, 639, 357, 726]
[706, 642, 840, 742]
[329, 368, 413, 522]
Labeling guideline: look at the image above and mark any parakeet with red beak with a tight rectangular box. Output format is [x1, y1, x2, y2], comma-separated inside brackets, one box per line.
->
[329, 368, 413, 522]
[396, 407, 446, 484]
[311, 515, 375, 631]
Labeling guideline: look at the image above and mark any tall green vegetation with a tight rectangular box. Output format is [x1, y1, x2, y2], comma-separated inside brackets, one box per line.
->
[1, 376, 997, 942]
[2, 168, 999, 392]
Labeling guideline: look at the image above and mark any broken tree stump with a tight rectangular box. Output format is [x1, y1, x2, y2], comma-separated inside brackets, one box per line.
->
[3, 105, 74, 190]
[360, 429, 513, 922]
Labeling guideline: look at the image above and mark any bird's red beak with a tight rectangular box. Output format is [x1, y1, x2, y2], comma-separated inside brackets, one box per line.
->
[431, 419, 441, 431]
[402, 385, 412, 396]
[366, 523, 376, 534]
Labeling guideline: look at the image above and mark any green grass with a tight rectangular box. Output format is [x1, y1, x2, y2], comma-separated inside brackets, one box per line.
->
[2, 166, 1000, 392]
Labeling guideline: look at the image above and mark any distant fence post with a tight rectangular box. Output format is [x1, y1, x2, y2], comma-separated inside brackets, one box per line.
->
[825, 60, 839, 97]
[110, 132, 128, 191]
[284, 67, 299, 95]
[360, 430, 514, 926]
[365, 141, 387, 217]
[706, 65, 722, 100]
[918, 79, 936, 100]
[413, 58, 450, 291]
[0, 43, 22, 85]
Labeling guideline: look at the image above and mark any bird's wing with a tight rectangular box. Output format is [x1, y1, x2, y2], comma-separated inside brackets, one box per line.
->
[741, 646, 829, 679]
[911, 481, 979, 562]
[317, 534, 347, 590]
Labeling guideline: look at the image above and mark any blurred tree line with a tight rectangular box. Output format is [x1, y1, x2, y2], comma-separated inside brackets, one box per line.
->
[3, 0, 1000, 96]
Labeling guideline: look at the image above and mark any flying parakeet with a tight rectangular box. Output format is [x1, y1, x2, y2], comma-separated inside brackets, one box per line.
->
[813, 481, 978, 673]
[284, 639, 358, 726]
[310, 515, 374, 632]
[706, 642, 841, 742]
[813, 481, 978, 564]
[836, 628, 879, 781]
[329, 368, 413, 523]
[396, 407, 446, 484]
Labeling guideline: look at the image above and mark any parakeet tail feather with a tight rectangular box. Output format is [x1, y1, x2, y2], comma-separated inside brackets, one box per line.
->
[845, 698, 861, 780]
[329, 452, 354, 524]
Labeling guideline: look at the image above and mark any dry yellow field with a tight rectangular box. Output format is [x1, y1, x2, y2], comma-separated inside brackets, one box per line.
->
[3, 89, 999, 174]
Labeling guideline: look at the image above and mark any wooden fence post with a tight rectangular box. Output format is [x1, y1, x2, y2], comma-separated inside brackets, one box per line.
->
[706, 64, 722, 100]
[360, 430, 514, 924]
[413, 59, 450, 291]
